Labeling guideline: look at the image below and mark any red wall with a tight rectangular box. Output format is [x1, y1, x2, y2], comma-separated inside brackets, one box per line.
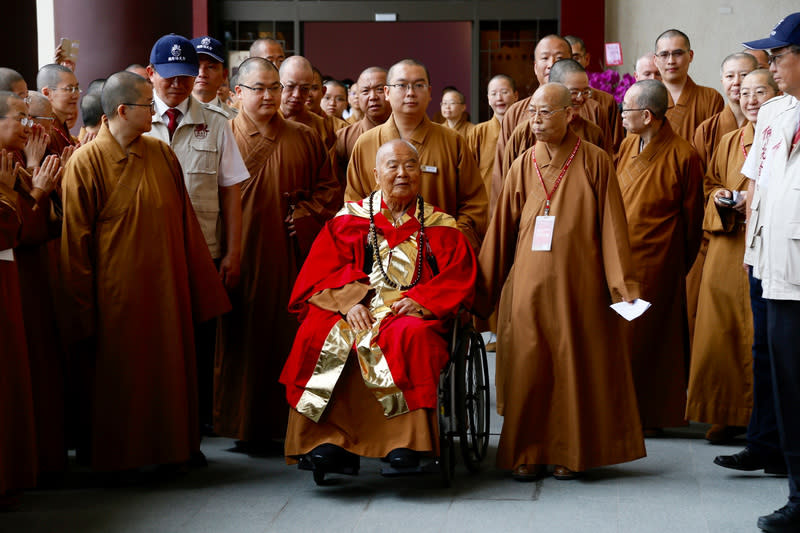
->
[560, 0, 605, 71]
[304, 21, 472, 117]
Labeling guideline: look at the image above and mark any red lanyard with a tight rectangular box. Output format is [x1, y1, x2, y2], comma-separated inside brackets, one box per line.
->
[532, 138, 581, 216]
[739, 129, 749, 159]
[55, 123, 75, 147]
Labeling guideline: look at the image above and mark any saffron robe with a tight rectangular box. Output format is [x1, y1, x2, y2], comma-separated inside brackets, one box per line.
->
[686, 124, 754, 426]
[693, 104, 741, 168]
[466, 116, 501, 199]
[346, 114, 487, 250]
[666, 77, 725, 143]
[281, 195, 476, 427]
[60, 125, 230, 471]
[592, 87, 624, 152]
[333, 116, 382, 190]
[215, 111, 341, 442]
[478, 130, 645, 471]
[0, 182, 38, 495]
[446, 115, 475, 139]
[616, 121, 704, 429]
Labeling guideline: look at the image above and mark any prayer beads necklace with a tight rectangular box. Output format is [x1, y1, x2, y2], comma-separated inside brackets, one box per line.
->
[368, 191, 426, 290]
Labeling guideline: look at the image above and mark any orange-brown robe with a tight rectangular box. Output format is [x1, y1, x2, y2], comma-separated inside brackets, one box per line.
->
[324, 112, 349, 133]
[215, 111, 341, 443]
[466, 116, 501, 198]
[478, 131, 645, 472]
[281, 197, 476, 459]
[47, 119, 78, 157]
[592, 88, 624, 152]
[12, 171, 67, 475]
[333, 116, 382, 190]
[346, 114, 487, 250]
[288, 109, 336, 151]
[666, 77, 725, 143]
[59, 124, 230, 471]
[693, 104, 741, 168]
[446, 115, 475, 139]
[0, 181, 38, 496]
[686, 124, 754, 426]
[616, 121, 704, 429]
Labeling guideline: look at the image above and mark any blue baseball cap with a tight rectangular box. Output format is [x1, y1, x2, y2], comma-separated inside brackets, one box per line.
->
[191, 36, 225, 64]
[743, 12, 800, 50]
[149, 34, 199, 78]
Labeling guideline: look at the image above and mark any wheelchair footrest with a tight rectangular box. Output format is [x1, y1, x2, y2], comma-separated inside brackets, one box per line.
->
[380, 460, 440, 477]
[297, 454, 359, 476]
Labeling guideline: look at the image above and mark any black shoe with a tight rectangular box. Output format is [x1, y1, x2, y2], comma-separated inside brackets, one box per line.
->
[386, 448, 420, 469]
[307, 444, 359, 474]
[757, 503, 800, 532]
[714, 448, 787, 475]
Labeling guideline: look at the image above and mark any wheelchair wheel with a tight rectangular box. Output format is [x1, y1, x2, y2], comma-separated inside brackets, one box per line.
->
[437, 362, 456, 487]
[454, 324, 491, 473]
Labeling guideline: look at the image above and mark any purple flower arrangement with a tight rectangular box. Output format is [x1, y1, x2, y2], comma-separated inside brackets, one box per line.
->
[588, 70, 636, 103]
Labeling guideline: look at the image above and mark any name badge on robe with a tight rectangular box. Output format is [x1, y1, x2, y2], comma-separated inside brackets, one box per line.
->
[0, 248, 14, 261]
[531, 216, 555, 251]
[421, 165, 438, 174]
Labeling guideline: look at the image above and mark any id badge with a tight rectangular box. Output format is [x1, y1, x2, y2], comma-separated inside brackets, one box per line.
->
[531, 216, 555, 251]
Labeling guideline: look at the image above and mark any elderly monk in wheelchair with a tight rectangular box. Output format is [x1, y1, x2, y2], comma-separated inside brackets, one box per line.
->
[280, 139, 478, 477]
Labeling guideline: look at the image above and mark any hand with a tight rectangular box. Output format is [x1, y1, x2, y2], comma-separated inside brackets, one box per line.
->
[32, 154, 62, 194]
[55, 44, 76, 71]
[734, 190, 748, 215]
[284, 213, 297, 237]
[60, 145, 76, 168]
[218, 253, 241, 290]
[391, 297, 426, 317]
[0, 149, 18, 189]
[713, 189, 733, 207]
[23, 124, 48, 168]
[82, 130, 97, 144]
[346, 303, 375, 330]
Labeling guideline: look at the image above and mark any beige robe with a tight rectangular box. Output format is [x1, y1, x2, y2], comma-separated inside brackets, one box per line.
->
[346, 114, 487, 250]
[478, 130, 645, 471]
[592, 87, 624, 152]
[693, 105, 741, 168]
[466, 116, 501, 198]
[446, 115, 475, 139]
[686, 124, 754, 426]
[616, 121, 705, 428]
[60, 124, 231, 471]
[333, 116, 381, 190]
[215, 111, 341, 443]
[667, 77, 725, 143]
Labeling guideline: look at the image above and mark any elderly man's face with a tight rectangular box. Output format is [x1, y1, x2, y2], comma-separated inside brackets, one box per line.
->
[357, 72, 388, 123]
[621, 86, 649, 134]
[47, 71, 80, 124]
[740, 72, 777, 123]
[528, 86, 572, 144]
[721, 57, 754, 104]
[280, 62, 313, 116]
[148, 67, 194, 108]
[769, 45, 800, 96]
[533, 37, 571, 85]
[375, 142, 421, 204]
[635, 56, 662, 81]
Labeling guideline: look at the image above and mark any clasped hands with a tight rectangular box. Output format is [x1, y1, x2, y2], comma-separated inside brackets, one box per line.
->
[345, 298, 428, 330]
[714, 188, 747, 214]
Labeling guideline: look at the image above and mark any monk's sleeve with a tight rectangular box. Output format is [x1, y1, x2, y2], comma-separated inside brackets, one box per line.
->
[345, 137, 372, 202]
[701, 145, 733, 233]
[406, 228, 477, 318]
[692, 123, 709, 169]
[59, 156, 97, 342]
[14, 182, 50, 246]
[682, 151, 706, 273]
[294, 134, 342, 224]
[490, 113, 514, 213]
[596, 154, 640, 302]
[168, 148, 231, 323]
[0, 182, 21, 249]
[454, 135, 488, 249]
[477, 157, 525, 315]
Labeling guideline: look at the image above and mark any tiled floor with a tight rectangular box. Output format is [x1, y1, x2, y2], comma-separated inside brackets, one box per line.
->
[0, 352, 787, 533]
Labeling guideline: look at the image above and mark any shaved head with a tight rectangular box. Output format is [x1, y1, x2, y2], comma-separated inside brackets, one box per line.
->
[537, 82, 572, 108]
[387, 59, 430, 85]
[746, 68, 779, 92]
[376, 138, 419, 167]
[548, 58, 586, 84]
[102, 71, 150, 118]
[81, 94, 104, 127]
[655, 29, 691, 51]
[237, 56, 279, 84]
[743, 49, 769, 69]
[489, 74, 516, 92]
[87, 78, 106, 96]
[0, 68, 26, 95]
[359, 66, 387, 82]
[250, 38, 286, 67]
[279, 55, 313, 77]
[721, 52, 758, 73]
[630, 79, 668, 119]
[536, 34, 572, 55]
[27, 91, 52, 116]
[36, 63, 73, 91]
[125, 64, 149, 78]
[0, 90, 23, 117]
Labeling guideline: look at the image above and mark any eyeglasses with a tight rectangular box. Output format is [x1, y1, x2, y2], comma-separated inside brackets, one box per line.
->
[768, 49, 797, 65]
[1, 115, 35, 127]
[387, 82, 429, 92]
[51, 85, 82, 94]
[655, 49, 688, 60]
[527, 106, 568, 119]
[282, 83, 311, 95]
[122, 101, 156, 111]
[323, 95, 347, 103]
[569, 88, 593, 99]
[489, 89, 514, 97]
[441, 100, 463, 107]
[359, 85, 385, 96]
[740, 88, 772, 99]
[621, 107, 651, 114]
[32, 115, 55, 122]
[239, 83, 284, 96]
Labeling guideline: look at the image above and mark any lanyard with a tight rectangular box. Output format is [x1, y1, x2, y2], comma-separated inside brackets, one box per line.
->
[739, 129, 749, 159]
[532, 138, 581, 216]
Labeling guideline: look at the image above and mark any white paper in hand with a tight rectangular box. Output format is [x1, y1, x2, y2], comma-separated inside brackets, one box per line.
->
[610, 299, 651, 321]
[0, 248, 14, 262]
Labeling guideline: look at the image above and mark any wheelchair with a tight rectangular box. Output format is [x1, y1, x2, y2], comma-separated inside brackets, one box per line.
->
[307, 310, 491, 487]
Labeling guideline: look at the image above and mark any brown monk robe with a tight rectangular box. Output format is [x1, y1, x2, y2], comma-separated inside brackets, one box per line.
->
[333, 67, 391, 189]
[0, 151, 38, 502]
[60, 73, 230, 471]
[616, 80, 704, 431]
[666, 76, 725, 143]
[686, 124, 754, 429]
[215, 58, 342, 445]
[347, 59, 486, 251]
[478, 84, 644, 478]
[693, 105, 739, 167]
[37, 64, 80, 156]
[281, 57, 336, 151]
[491, 36, 572, 211]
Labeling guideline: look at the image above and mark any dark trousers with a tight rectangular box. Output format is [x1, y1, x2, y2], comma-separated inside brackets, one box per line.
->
[747, 271, 781, 459]
[195, 317, 217, 434]
[765, 298, 800, 503]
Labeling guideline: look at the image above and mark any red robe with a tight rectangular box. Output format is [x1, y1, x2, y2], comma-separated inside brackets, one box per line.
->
[280, 196, 477, 421]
